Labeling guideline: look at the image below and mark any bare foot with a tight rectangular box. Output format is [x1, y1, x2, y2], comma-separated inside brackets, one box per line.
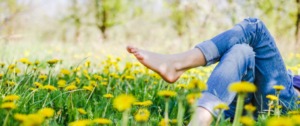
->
[126, 46, 185, 83]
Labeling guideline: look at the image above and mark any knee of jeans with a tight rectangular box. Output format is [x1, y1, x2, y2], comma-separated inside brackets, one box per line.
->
[229, 44, 255, 58]
[245, 17, 261, 25]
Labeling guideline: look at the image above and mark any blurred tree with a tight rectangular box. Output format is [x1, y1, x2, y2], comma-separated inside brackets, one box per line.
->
[92, 0, 125, 40]
[0, 0, 24, 37]
[164, 0, 195, 36]
[61, 0, 82, 43]
[296, 0, 300, 43]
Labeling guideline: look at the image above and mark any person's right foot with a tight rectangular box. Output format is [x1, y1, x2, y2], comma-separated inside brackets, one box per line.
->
[126, 46, 185, 83]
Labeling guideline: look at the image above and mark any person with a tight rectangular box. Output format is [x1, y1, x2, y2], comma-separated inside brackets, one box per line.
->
[126, 17, 300, 125]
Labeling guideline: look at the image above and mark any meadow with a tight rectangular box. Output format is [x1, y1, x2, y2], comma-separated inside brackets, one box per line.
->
[0, 42, 300, 126]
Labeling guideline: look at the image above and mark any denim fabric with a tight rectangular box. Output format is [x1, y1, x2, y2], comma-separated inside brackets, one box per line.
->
[195, 17, 300, 118]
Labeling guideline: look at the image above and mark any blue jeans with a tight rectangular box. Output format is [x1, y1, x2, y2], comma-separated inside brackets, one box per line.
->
[195, 18, 300, 118]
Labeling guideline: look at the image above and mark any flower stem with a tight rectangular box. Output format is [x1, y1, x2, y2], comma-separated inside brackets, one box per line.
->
[102, 99, 110, 117]
[3, 111, 10, 126]
[191, 95, 199, 126]
[232, 93, 246, 126]
[215, 109, 223, 126]
[71, 92, 74, 110]
[177, 100, 183, 126]
[165, 100, 169, 125]
[275, 91, 280, 118]
[122, 109, 130, 126]
[42, 93, 50, 107]
[86, 86, 96, 104]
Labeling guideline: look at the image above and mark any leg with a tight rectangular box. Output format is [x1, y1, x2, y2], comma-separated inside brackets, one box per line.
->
[195, 18, 299, 113]
[126, 46, 206, 83]
[192, 44, 255, 126]
[127, 17, 299, 110]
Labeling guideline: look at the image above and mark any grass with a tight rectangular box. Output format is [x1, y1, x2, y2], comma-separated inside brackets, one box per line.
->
[0, 41, 300, 126]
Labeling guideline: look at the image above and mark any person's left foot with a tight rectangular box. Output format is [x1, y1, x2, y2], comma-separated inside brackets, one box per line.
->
[126, 46, 185, 83]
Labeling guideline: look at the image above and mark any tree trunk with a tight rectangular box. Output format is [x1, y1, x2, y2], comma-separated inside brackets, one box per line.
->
[296, 0, 300, 43]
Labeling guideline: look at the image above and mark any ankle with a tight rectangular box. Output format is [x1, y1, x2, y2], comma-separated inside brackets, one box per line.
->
[168, 55, 185, 71]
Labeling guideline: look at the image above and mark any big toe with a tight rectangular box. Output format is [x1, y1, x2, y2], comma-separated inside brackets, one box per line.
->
[126, 46, 136, 53]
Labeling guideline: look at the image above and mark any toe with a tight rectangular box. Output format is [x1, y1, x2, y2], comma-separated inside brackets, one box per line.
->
[136, 54, 144, 60]
[126, 46, 133, 53]
[131, 48, 139, 53]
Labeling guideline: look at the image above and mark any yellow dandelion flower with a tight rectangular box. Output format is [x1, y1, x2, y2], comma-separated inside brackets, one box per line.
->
[213, 103, 229, 111]
[158, 118, 170, 126]
[34, 82, 43, 88]
[9, 68, 21, 74]
[181, 74, 189, 79]
[266, 95, 278, 101]
[133, 102, 143, 106]
[39, 75, 47, 81]
[23, 114, 45, 126]
[5, 81, 16, 86]
[103, 94, 114, 98]
[291, 115, 300, 125]
[273, 85, 285, 91]
[82, 86, 94, 91]
[143, 100, 153, 106]
[267, 117, 294, 126]
[57, 80, 67, 88]
[270, 105, 282, 109]
[288, 111, 299, 115]
[93, 75, 102, 81]
[0, 63, 5, 68]
[187, 79, 207, 90]
[7, 65, 16, 69]
[240, 116, 255, 126]
[244, 104, 256, 112]
[34, 61, 40, 66]
[176, 84, 187, 89]
[33, 67, 38, 71]
[134, 109, 150, 122]
[77, 108, 87, 114]
[26, 62, 33, 66]
[186, 93, 201, 104]
[20, 58, 29, 64]
[100, 82, 108, 86]
[75, 77, 80, 84]
[47, 60, 58, 65]
[83, 70, 88, 74]
[113, 94, 136, 111]
[1, 102, 17, 110]
[4, 95, 21, 101]
[30, 88, 38, 92]
[89, 81, 97, 87]
[14, 113, 27, 122]
[158, 90, 177, 97]
[228, 82, 256, 93]
[38, 108, 55, 118]
[57, 110, 61, 115]
[0, 74, 3, 79]
[65, 85, 77, 91]
[120, 75, 126, 82]
[297, 101, 300, 104]
[60, 69, 71, 75]
[84, 74, 91, 80]
[125, 75, 135, 80]
[170, 119, 177, 124]
[69, 119, 92, 126]
[116, 57, 121, 61]
[43, 85, 57, 92]
[93, 118, 112, 124]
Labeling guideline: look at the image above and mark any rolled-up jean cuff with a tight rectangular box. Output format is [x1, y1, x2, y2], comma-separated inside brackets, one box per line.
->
[194, 40, 220, 66]
[197, 92, 225, 117]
